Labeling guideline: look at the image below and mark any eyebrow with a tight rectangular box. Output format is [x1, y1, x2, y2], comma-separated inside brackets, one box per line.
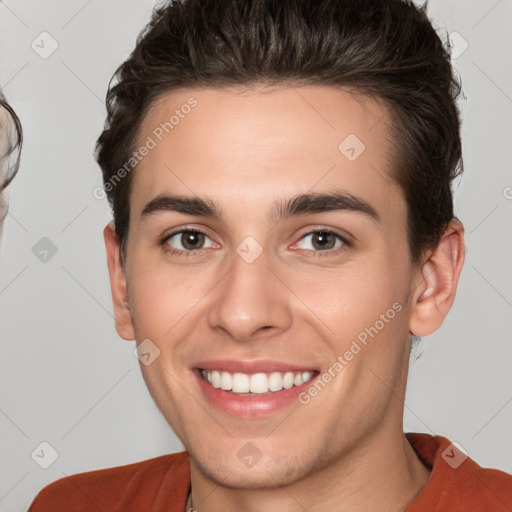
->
[140, 190, 380, 224]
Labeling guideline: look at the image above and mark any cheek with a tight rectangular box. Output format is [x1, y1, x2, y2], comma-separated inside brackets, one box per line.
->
[127, 260, 216, 338]
[285, 260, 405, 340]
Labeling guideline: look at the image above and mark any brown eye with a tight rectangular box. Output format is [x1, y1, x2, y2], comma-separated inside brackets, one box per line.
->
[164, 230, 215, 252]
[311, 231, 336, 250]
[294, 230, 347, 252]
[181, 231, 205, 250]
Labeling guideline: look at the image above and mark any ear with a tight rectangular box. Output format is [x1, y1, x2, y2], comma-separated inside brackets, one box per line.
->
[409, 219, 465, 337]
[103, 221, 135, 341]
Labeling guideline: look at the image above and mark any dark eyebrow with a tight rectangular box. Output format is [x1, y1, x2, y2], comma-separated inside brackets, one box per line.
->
[140, 191, 379, 223]
[141, 195, 222, 220]
[272, 191, 379, 224]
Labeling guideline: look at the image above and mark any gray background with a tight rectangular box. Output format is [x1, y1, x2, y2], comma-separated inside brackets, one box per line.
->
[0, 0, 511, 510]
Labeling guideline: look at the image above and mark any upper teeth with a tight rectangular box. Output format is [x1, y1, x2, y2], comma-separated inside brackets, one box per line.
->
[201, 370, 315, 394]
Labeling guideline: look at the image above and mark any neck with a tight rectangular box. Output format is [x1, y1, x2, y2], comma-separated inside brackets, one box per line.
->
[188, 428, 431, 512]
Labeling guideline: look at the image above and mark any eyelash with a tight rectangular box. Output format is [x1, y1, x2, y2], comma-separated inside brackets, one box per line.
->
[159, 228, 351, 258]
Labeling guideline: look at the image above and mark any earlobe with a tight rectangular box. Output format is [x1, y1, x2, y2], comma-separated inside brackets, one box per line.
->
[409, 220, 465, 337]
[103, 222, 136, 341]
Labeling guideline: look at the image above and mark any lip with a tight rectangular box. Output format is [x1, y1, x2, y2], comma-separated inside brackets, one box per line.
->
[191, 360, 320, 418]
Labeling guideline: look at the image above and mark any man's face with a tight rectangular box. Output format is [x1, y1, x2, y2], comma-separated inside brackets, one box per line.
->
[118, 85, 421, 487]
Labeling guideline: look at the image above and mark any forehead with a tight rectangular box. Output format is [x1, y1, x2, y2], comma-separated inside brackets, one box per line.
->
[131, 84, 403, 221]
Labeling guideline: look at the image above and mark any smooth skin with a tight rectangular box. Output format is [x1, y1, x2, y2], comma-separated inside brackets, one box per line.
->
[104, 85, 464, 512]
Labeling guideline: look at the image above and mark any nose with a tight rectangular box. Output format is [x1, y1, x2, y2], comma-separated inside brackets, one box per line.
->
[206, 243, 293, 342]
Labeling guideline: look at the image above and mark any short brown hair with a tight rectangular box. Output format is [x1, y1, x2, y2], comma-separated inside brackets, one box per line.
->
[96, 0, 463, 264]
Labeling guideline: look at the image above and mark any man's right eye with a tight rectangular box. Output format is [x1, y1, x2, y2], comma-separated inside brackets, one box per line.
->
[161, 229, 217, 253]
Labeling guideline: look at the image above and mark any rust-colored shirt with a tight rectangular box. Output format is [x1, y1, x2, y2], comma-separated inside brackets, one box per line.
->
[28, 433, 512, 511]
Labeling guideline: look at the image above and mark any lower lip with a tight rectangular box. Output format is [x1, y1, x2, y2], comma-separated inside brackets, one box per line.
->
[193, 369, 318, 417]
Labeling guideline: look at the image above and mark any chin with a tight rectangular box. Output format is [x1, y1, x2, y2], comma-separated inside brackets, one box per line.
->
[190, 444, 317, 489]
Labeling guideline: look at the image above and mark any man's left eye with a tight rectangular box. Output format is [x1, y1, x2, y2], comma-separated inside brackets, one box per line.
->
[294, 231, 346, 251]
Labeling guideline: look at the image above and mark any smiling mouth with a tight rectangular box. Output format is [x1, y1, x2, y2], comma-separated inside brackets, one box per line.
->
[198, 368, 319, 394]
